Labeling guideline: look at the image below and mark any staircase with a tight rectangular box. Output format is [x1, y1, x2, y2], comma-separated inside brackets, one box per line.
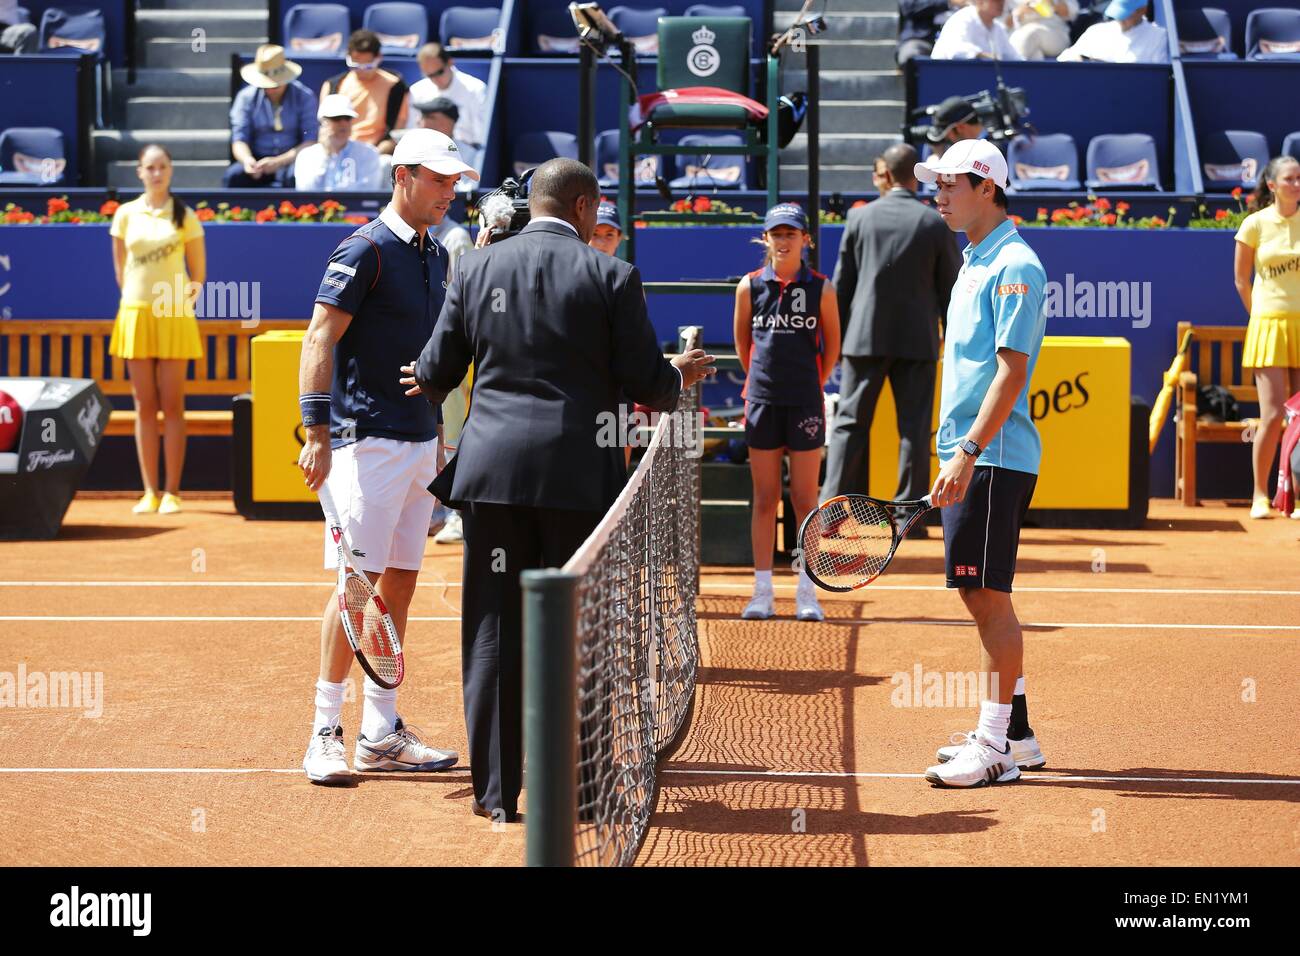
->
[98, 0, 268, 188]
[775, 0, 904, 195]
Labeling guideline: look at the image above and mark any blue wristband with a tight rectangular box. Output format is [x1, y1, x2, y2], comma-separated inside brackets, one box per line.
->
[299, 393, 331, 428]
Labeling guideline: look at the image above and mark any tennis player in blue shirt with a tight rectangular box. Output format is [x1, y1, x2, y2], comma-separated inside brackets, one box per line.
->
[913, 139, 1048, 788]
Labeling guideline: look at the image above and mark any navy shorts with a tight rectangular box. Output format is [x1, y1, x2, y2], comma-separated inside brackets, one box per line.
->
[744, 401, 825, 452]
[941, 465, 1037, 592]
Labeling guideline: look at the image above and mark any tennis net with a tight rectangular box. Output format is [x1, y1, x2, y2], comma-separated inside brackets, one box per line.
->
[523, 333, 702, 867]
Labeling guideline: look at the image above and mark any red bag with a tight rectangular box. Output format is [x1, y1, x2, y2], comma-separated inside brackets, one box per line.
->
[1271, 390, 1300, 516]
[629, 86, 769, 132]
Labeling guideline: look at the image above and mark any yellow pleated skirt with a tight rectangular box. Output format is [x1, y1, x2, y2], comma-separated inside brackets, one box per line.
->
[108, 301, 204, 361]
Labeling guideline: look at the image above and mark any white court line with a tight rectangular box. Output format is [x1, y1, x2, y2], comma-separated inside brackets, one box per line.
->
[0, 616, 462, 623]
[0, 767, 472, 775]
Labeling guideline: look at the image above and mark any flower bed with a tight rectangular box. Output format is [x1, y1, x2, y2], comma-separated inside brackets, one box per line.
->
[1, 197, 368, 225]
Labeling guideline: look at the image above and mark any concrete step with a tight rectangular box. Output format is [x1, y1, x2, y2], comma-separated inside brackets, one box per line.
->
[138, 0, 266, 8]
[136, 11, 269, 42]
[783, 69, 904, 101]
[127, 96, 231, 130]
[113, 68, 233, 98]
[142, 37, 265, 70]
[773, 10, 898, 41]
[782, 132, 900, 165]
[108, 160, 230, 189]
[94, 128, 232, 163]
[819, 100, 906, 135]
[784, 39, 899, 70]
[780, 165, 882, 194]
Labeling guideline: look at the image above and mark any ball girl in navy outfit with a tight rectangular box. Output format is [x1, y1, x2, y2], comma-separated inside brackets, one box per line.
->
[733, 203, 841, 621]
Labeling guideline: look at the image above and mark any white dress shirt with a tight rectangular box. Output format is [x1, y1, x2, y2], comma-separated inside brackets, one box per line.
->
[932, 6, 1022, 60]
[406, 66, 488, 146]
[294, 139, 384, 191]
[1058, 19, 1169, 63]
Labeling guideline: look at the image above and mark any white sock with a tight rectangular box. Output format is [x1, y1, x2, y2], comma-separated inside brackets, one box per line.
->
[977, 700, 1012, 751]
[361, 676, 398, 741]
[754, 570, 773, 592]
[796, 573, 818, 597]
[313, 678, 346, 733]
[1014, 676, 1026, 696]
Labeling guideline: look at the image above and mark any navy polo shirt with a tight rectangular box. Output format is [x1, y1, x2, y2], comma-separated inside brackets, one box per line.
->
[315, 205, 446, 449]
[743, 261, 828, 406]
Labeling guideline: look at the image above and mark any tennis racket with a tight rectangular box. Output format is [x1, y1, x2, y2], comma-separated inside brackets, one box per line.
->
[317, 483, 405, 689]
[798, 494, 935, 592]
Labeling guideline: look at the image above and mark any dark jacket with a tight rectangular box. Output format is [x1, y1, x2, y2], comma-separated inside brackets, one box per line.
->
[832, 187, 962, 361]
[415, 218, 681, 512]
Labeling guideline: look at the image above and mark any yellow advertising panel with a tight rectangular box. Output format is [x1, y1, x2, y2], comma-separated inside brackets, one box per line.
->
[251, 330, 315, 503]
[868, 336, 1130, 509]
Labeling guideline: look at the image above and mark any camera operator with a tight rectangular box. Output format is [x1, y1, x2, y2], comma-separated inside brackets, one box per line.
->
[928, 96, 986, 158]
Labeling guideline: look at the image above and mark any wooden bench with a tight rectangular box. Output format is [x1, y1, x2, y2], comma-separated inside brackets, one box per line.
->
[0, 320, 307, 436]
[1175, 321, 1255, 506]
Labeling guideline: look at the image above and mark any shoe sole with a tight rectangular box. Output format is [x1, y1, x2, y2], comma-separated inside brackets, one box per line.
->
[305, 768, 353, 785]
[925, 766, 1021, 788]
[935, 751, 1047, 771]
[354, 757, 458, 772]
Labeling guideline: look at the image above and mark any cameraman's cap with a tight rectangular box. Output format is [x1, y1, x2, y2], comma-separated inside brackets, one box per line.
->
[391, 128, 480, 181]
[1104, 0, 1148, 19]
[318, 93, 359, 120]
[414, 95, 459, 121]
[914, 138, 1008, 190]
[927, 95, 979, 143]
[764, 202, 808, 231]
[596, 200, 622, 231]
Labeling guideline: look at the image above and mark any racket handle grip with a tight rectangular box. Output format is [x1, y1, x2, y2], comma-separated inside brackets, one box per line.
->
[317, 482, 341, 527]
[920, 494, 934, 508]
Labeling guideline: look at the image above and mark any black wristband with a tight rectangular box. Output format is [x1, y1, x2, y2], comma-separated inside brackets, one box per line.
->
[299, 393, 331, 428]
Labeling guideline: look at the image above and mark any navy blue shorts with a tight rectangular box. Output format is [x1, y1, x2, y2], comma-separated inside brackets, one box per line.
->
[941, 465, 1037, 592]
[744, 401, 825, 452]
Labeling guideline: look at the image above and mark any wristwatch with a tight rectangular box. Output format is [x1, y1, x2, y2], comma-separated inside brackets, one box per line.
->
[959, 438, 982, 458]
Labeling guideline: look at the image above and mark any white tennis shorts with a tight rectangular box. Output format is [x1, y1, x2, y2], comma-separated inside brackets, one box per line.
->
[322, 436, 439, 574]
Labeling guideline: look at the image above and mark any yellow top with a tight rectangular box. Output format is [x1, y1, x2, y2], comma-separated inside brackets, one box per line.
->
[1235, 203, 1300, 318]
[110, 196, 204, 309]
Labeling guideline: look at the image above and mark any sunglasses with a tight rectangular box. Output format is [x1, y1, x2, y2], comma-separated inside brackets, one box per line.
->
[346, 57, 380, 71]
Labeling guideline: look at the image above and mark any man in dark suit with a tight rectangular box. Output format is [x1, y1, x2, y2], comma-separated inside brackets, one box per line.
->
[823, 143, 962, 514]
[410, 158, 715, 822]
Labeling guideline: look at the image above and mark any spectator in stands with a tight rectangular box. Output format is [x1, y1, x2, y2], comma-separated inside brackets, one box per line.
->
[1057, 0, 1168, 63]
[407, 42, 487, 156]
[1006, 0, 1078, 60]
[932, 0, 1020, 60]
[322, 30, 409, 155]
[294, 93, 384, 192]
[0, 0, 38, 54]
[898, 0, 971, 65]
[109, 145, 206, 516]
[928, 96, 985, 159]
[226, 45, 318, 188]
[411, 96, 479, 186]
[1233, 155, 1300, 518]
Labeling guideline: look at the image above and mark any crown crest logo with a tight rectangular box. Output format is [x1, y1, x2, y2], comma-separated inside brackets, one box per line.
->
[692, 25, 716, 45]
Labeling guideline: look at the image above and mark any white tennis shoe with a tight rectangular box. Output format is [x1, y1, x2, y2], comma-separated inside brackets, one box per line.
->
[434, 511, 463, 543]
[795, 575, 824, 622]
[936, 729, 1046, 770]
[303, 724, 352, 785]
[741, 587, 774, 620]
[354, 716, 458, 772]
[925, 734, 1021, 788]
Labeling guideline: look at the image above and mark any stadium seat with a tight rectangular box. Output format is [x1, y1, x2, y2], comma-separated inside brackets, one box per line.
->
[0, 127, 67, 185]
[669, 133, 746, 189]
[531, 6, 580, 53]
[1175, 8, 1236, 58]
[595, 128, 660, 187]
[1085, 133, 1160, 190]
[1200, 129, 1271, 191]
[1245, 8, 1300, 60]
[1283, 131, 1300, 161]
[362, 2, 427, 56]
[14, 6, 31, 23]
[38, 6, 106, 56]
[609, 6, 667, 54]
[283, 4, 350, 58]
[1007, 134, 1081, 191]
[685, 4, 747, 16]
[440, 6, 502, 52]
[514, 130, 578, 178]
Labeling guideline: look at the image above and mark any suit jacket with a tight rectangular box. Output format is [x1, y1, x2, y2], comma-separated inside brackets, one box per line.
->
[832, 188, 962, 361]
[416, 219, 682, 512]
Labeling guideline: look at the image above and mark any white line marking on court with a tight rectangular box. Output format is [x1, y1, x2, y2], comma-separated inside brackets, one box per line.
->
[0, 767, 473, 775]
[0, 616, 462, 623]
[660, 769, 1300, 785]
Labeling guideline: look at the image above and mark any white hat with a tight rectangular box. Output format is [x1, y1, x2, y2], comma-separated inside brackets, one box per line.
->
[914, 138, 1008, 190]
[318, 93, 359, 120]
[239, 45, 302, 89]
[390, 128, 480, 181]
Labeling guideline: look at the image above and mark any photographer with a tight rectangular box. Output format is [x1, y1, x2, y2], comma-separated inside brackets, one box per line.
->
[928, 96, 986, 159]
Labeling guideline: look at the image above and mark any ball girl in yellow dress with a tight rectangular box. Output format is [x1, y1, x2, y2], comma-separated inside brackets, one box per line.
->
[109, 144, 206, 514]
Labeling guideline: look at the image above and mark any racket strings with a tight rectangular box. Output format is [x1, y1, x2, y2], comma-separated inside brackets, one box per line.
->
[804, 499, 897, 588]
[343, 575, 401, 684]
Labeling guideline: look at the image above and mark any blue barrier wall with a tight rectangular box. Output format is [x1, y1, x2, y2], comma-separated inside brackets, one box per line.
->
[0, 55, 85, 183]
[1183, 60, 1300, 159]
[0, 222, 1253, 497]
[23, 1, 128, 65]
[911, 60, 1176, 189]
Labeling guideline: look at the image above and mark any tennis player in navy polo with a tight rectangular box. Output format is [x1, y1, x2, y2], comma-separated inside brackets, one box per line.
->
[296, 128, 478, 785]
[913, 140, 1049, 788]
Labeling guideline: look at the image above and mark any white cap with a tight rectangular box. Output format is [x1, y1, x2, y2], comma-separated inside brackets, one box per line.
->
[390, 128, 480, 182]
[318, 93, 359, 120]
[914, 138, 1008, 190]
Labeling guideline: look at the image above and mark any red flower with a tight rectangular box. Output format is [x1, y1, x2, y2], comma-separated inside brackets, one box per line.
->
[1151, 215, 1165, 226]
[320, 199, 343, 211]
[1116, 201, 1130, 214]
[1093, 197, 1111, 212]
[1073, 206, 1089, 220]
[1050, 209, 1069, 223]
[1101, 213, 1117, 225]
[692, 196, 712, 213]
[343, 215, 368, 224]
[278, 200, 297, 216]
[68, 216, 81, 224]
[1231, 187, 1243, 200]
[47, 197, 69, 214]
[1215, 208, 1229, 221]
[195, 207, 216, 222]
[255, 208, 277, 223]
[4, 210, 25, 223]
[230, 206, 243, 216]
[851, 199, 868, 208]
[1036, 207, 1048, 220]
[296, 203, 320, 218]
[634, 220, 647, 228]
[99, 200, 119, 216]
[1009, 214, 1024, 225]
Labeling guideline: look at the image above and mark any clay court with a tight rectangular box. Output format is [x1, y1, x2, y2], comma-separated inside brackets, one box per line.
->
[0, 495, 1296, 867]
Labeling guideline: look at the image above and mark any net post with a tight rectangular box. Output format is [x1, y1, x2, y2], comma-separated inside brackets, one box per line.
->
[522, 568, 578, 866]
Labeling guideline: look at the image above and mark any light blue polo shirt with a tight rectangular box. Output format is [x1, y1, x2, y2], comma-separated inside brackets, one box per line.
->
[938, 218, 1047, 474]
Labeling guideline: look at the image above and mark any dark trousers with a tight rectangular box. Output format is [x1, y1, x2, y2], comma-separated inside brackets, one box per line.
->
[460, 501, 601, 819]
[822, 355, 936, 502]
[221, 161, 294, 188]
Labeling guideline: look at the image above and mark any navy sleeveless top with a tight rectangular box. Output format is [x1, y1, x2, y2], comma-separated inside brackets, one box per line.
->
[743, 262, 827, 406]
